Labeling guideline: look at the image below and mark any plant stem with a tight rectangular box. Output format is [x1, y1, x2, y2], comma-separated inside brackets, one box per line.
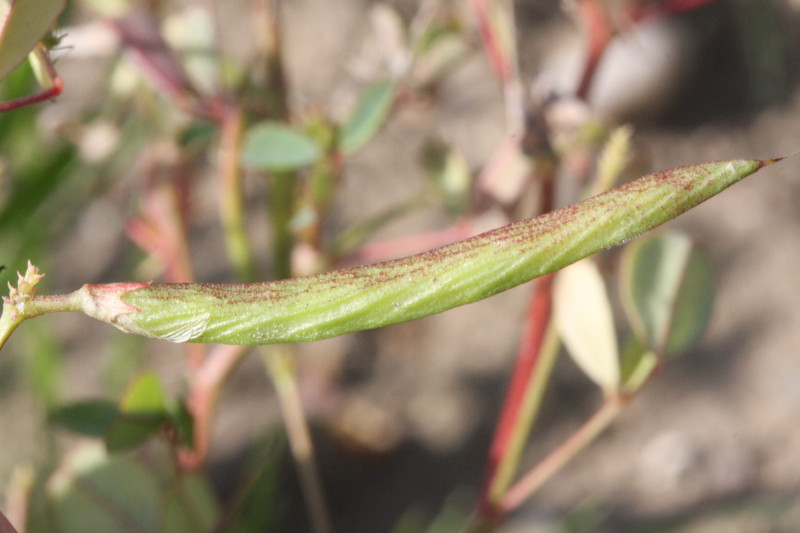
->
[254, 0, 290, 120]
[478, 276, 559, 520]
[263, 346, 333, 533]
[0, 291, 81, 351]
[180, 344, 248, 470]
[575, 0, 614, 101]
[500, 394, 627, 515]
[253, 4, 331, 531]
[270, 172, 295, 280]
[218, 107, 259, 282]
[0, 45, 63, 114]
[492, 314, 559, 503]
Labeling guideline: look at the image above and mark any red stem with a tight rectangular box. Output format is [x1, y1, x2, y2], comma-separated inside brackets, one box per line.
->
[575, 0, 614, 101]
[0, 509, 19, 533]
[468, 0, 510, 82]
[629, 0, 723, 22]
[477, 272, 555, 518]
[0, 74, 63, 114]
[179, 344, 247, 469]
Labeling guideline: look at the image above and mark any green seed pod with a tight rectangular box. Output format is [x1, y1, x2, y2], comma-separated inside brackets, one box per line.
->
[77, 158, 772, 346]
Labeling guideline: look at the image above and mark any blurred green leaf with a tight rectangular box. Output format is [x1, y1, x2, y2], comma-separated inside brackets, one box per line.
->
[412, 32, 468, 88]
[619, 336, 659, 394]
[47, 444, 162, 532]
[422, 491, 472, 533]
[555, 500, 610, 533]
[340, 80, 395, 154]
[179, 120, 217, 150]
[221, 437, 284, 533]
[22, 318, 62, 408]
[423, 137, 471, 215]
[106, 373, 169, 452]
[23, 474, 56, 533]
[105, 413, 166, 453]
[50, 400, 119, 438]
[619, 231, 714, 356]
[241, 122, 321, 171]
[554, 259, 620, 394]
[0, 141, 77, 230]
[121, 372, 168, 413]
[171, 398, 195, 450]
[591, 125, 633, 196]
[390, 491, 473, 533]
[163, 472, 219, 533]
[0, 0, 66, 83]
[666, 245, 715, 355]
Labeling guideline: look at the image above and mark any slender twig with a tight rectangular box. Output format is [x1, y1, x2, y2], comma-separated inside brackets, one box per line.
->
[0, 263, 81, 350]
[476, 140, 558, 522]
[269, 172, 295, 280]
[468, 0, 510, 82]
[254, 0, 290, 120]
[0, 45, 63, 114]
[478, 275, 558, 522]
[264, 347, 333, 533]
[218, 107, 259, 282]
[0, 508, 20, 533]
[0, 78, 63, 113]
[575, 0, 614, 101]
[468, 0, 524, 131]
[629, 0, 724, 22]
[500, 394, 627, 514]
[251, 3, 331, 531]
[180, 344, 249, 470]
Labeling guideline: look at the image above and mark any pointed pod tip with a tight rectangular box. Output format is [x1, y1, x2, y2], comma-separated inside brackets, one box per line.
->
[763, 151, 798, 166]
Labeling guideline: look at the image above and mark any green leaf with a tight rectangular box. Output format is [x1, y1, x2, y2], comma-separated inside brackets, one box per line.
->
[0, 0, 66, 83]
[554, 259, 619, 394]
[49, 157, 778, 347]
[665, 244, 715, 355]
[591, 125, 633, 196]
[423, 138, 472, 215]
[120, 372, 168, 414]
[21, 318, 62, 408]
[105, 373, 169, 452]
[47, 444, 162, 532]
[619, 231, 715, 356]
[241, 122, 321, 171]
[221, 437, 284, 533]
[340, 80, 395, 153]
[50, 400, 120, 438]
[619, 336, 659, 394]
[105, 414, 166, 453]
[171, 399, 195, 449]
[163, 473, 219, 533]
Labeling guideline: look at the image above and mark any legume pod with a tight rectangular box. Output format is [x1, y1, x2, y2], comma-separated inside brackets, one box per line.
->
[71, 158, 775, 345]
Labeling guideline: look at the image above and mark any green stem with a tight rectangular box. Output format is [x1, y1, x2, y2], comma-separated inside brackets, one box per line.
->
[218, 108, 259, 282]
[487, 313, 560, 506]
[270, 172, 295, 280]
[0, 292, 81, 351]
[263, 346, 332, 533]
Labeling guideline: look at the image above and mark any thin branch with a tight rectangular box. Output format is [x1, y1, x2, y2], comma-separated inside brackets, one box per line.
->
[500, 394, 627, 514]
[0, 55, 63, 114]
[264, 347, 333, 533]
